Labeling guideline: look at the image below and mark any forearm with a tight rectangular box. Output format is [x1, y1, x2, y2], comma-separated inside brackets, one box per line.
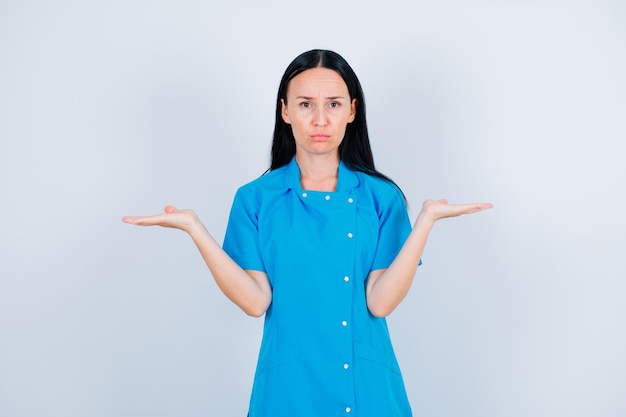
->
[366, 213, 435, 317]
[187, 219, 272, 317]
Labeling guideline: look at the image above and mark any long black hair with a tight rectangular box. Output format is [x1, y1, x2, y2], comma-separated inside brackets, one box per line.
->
[269, 49, 401, 190]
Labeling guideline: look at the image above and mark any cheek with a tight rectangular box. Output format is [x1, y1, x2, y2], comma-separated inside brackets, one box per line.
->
[289, 108, 311, 125]
[290, 117, 306, 131]
[289, 120, 308, 140]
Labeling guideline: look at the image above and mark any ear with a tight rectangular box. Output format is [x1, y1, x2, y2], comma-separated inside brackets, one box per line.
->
[281, 98, 291, 124]
[348, 98, 357, 123]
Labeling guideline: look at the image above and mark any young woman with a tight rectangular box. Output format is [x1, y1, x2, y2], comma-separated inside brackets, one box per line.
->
[123, 49, 492, 417]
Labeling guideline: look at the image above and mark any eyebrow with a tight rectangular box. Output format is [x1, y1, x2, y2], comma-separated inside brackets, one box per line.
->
[295, 96, 348, 100]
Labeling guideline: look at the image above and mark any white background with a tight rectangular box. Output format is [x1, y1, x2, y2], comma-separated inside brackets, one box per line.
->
[1, 1, 625, 416]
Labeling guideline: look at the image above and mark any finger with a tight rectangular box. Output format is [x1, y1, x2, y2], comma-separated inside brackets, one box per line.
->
[466, 203, 493, 211]
[122, 214, 167, 226]
[122, 215, 155, 225]
[164, 205, 179, 213]
[460, 203, 493, 214]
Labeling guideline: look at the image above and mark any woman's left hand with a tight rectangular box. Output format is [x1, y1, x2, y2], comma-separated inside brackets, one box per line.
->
[420, 199, 493, 222]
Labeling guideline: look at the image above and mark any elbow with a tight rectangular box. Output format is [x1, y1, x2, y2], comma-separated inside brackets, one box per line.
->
[366, 300, 394, 318]
[242, 296, 271, 318]
[244, 305, 267, 318]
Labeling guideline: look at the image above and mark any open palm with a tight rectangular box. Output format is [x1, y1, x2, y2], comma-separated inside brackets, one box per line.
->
[122, 205, 199, 232]
[421, 199, 493, 222]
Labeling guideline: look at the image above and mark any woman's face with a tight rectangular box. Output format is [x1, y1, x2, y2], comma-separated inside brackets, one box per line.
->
[281, 67, 356, 160]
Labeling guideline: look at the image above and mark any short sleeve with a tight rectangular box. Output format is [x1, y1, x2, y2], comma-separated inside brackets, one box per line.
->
[370, 185, 420, 271]
[222, 187, 266, 272]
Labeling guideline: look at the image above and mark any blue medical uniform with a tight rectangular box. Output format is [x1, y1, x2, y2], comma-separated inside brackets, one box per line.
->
[223, 157, 414, 417]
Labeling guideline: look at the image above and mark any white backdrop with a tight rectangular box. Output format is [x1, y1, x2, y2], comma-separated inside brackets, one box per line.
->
[1, 1, 625, 416]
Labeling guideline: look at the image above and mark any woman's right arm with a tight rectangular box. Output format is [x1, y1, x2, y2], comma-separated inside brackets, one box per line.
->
[122, 205, 272, 317]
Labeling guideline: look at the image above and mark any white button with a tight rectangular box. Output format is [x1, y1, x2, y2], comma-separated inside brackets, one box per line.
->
[347, 233, 353, 238]
[325, 195, 331, 200]
[345, 407, 352, 413]
[344, 276, 350, 282]
[341, 321, 348, 327]
[302, 192, 308, 198]
[343, 363, 350, 370]
[347, 197, 354, 203]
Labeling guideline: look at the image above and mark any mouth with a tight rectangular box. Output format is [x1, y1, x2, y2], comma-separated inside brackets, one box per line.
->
[310, 134, 331, 142]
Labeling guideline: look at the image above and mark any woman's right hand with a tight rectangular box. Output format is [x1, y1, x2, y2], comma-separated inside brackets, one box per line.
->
[122, 205, 199, 233]
[123, 205, 271, 316]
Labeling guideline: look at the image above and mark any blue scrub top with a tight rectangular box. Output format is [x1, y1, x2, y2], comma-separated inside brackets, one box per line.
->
[223, 157, 414, 417]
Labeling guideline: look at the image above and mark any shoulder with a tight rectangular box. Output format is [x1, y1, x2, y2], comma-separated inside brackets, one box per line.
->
[353, 170, 406, 206]
[232, 165, 290, 203]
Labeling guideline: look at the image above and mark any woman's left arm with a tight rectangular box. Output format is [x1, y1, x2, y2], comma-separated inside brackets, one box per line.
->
[366, 199, 493, 317]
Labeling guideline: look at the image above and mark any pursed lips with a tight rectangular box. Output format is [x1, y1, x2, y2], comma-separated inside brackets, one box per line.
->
[310, 134, 331, 142]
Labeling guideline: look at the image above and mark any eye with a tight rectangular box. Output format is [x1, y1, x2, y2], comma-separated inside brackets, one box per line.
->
[300, 102, 312, 108]
[329, 102, 340, 108]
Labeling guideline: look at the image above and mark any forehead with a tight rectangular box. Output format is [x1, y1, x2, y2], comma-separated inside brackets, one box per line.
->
[287, 67, 349, 97]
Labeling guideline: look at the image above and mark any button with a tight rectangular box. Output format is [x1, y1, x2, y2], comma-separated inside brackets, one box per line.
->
[344, 276, 350, 282]
[343, 363, 350, 370]
[302, 192, 308, 198]
[325, 195, 331, 200]
[345, 407, 352, 413]
[347, 233, 353, 238]
[347, 197, 354, 203]
[341, 320, 348, 327]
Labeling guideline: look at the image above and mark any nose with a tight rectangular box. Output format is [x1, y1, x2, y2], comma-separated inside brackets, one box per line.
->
[313, 107, 327, 127]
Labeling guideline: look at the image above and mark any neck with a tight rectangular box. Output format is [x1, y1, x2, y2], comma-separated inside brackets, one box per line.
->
[295, 153, 340, 192]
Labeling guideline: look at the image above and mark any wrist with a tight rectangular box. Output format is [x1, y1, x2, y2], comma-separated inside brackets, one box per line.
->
[415, 210, 436, 229]
[185, 214, 205, 236]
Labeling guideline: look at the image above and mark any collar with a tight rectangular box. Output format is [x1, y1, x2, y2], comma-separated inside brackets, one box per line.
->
[283, 156, 359, 192]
